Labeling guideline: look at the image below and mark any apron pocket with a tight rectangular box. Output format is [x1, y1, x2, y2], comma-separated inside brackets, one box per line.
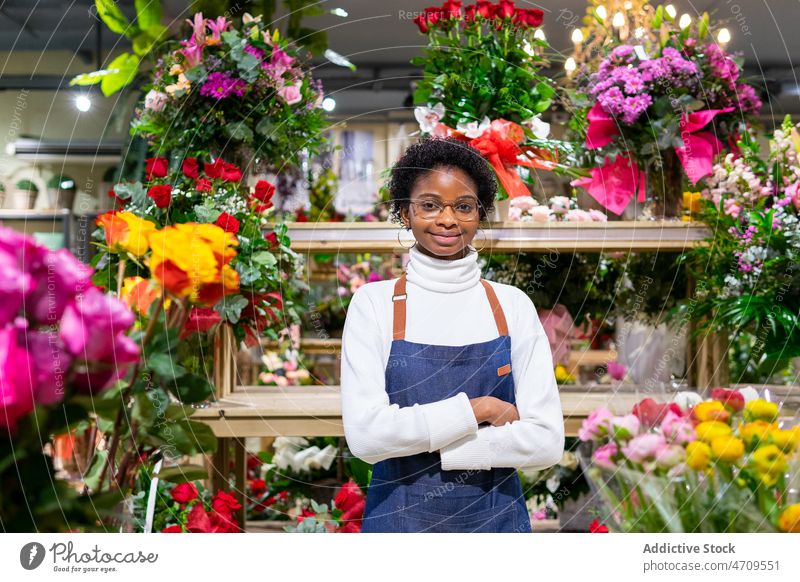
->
[400, 484, 518, 533]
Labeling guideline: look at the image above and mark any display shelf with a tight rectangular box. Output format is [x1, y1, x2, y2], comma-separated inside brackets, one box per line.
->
[282, 220, 712, 253]
[0, 208, 72, 249]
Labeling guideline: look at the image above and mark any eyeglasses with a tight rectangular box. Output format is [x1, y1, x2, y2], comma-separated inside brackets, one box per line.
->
[410, 198, 480, 221]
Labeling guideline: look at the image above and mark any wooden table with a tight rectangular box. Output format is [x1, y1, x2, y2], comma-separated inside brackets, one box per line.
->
[192, 384, 659, 526]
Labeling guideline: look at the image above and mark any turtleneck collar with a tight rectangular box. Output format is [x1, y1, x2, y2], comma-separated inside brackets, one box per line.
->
[405, 243, 481, 293]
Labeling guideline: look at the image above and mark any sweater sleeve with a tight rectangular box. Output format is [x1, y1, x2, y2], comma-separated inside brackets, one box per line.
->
[439, 289, 565, 471]
[341, 285, 479, 465]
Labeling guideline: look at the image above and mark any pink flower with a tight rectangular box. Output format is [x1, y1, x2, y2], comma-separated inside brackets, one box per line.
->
[180, 41, 204, 68]
[564, 209, 593, 222]
[610, 414, 641, 440]
[570, 155, 646, 216]
[621, 433, 666, 464]
[588, 209, 608, 222]
[578, 406, 613, 441]
[0, 325, 35, 430]
[786, 182, 800, 210]
[414, 103, 445, 133]
[509, 195, 538, 212]
[723, 198, 741, 218]
[607, 360, 626, 381]
[278, 81, 303, 105]
[655, 443, 686, 469]
[185, 13, 206, 46]
[206, 16, 230, 44]
[144, 90, 168, 112]
[507, 206, 523, 221]
[660, 410, 696, 444]
[529, 205, 553, 222]
[592, 442, 619, 470]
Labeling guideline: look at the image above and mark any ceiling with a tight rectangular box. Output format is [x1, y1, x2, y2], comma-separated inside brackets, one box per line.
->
[1, 0, 799, 117]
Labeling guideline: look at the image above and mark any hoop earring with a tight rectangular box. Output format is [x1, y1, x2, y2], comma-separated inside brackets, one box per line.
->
[397, 226, 417, 250]
[469, 227, 487, 254]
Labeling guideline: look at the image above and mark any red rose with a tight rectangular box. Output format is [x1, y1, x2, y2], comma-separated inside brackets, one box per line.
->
[413, 14, 429, 33]
[171, 482, 198, 504]
[162, 525, 183, 533]
[591, 521, 610, 534]
[495, 0, 515, 19]
[249, 478, 267, 496]
[340, 498, 365, 523]
[632, 398, 683, 428]
[464, 4, 477, 21]
[222, 163, 242, 182]
[247, 453, 261, 472]
[215, 211, 240, 233]
[337, 521, 361, 533]
[147, 184, 172, 208]
[294, 209, 308, 222]
[186, 504, 211, 533]
[475, 0, 494, 18]
[710, 387, 745, 412]
[204, 159, 225, 179]
[182, 307, 222, 338]
[278, 490, 289, 500]
[195, 178, 212, 192]
[334, 480, 364, 513]
[526, 8, 543, 27]
[442, 0, 462, 19]
[182, 157, 199, 179]
[253, 202, 274, 213]
[209, 510, 240, 533]
[253, 179, 276, 202]
[145, 157, 169, 180]
[265, 231, 279, 247]
[296, 507, 316, 523]
[211, 491, 242, 517]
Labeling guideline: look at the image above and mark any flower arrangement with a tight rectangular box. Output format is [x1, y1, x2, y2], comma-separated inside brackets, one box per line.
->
[410, 2, 579, 200]
[284, 479, 366, 533]
[132, 12, 328, 169]
[675, 117, 800, 380]
[155, 482, 243, 533]
[578, 390, 800, 532]
[569, 7, 762, 218]
[508, 195, 608, 222]
[94, 155, 307, 348]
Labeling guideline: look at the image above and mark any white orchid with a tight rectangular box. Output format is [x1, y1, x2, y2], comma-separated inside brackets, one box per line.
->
[522, 114, 551, 139]
[414, 103, 445, 133]
[456, 116, 491, 138]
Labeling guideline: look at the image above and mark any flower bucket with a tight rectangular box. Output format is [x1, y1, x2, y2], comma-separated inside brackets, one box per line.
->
[44, 187, 76, 210]
[6, 187, 38, 210]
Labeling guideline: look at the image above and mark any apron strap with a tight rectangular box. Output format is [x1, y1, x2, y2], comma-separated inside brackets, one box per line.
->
[391, 273, 509, 340]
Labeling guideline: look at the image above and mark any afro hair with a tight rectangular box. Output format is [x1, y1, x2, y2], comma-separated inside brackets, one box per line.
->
[387, 136, 497, 225]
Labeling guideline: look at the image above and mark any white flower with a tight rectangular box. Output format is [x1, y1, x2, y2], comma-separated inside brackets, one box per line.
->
[671, 391, 703, 411]
[456, 116, 490, 138]
[414, 103, 445, 133]
[522, 114, 551, 139]
[564, 209, 593, 222]
[507, 206, 523, 221]
[588, 209, 608, 222]
[509, 195, 538, 212]
[549, 196, 572, 214]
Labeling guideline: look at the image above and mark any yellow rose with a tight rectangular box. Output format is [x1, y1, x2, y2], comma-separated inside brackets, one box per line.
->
[693, 401, 730, 423]
[778, 504, 800, 533]
[695, 421, 732, 443]
[738, 420, 778, 446]
[96, 211, 157, 257]
[769, 429, 799, 453]
[745, 399, 779, 422]
[683, 191, 702, 213]
[686, 441, 711, 471]
[710, 436, 745, 462]
[750, 444, 788, 478]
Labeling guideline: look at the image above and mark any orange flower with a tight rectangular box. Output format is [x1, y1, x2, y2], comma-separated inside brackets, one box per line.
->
[148, 223, 239, 306]
[96, 211, 157, 257]
[121, 276, 161, 315]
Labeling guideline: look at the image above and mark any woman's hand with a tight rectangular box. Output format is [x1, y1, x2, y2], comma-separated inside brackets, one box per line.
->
[469, 396, 520, 426]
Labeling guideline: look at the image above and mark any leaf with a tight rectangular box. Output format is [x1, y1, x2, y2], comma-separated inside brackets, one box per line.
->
[252, 250, 277, 267]
[652, 5, 664, 28]
[95, 0, 133, 36]
[255, 117, 276, 137]
[134, 0, 161, 30]
[194, 203, 221, 224]
[215, 294, 249, 324]
[99, 52, 140, 96]
[157, 464, 208, 483]
[698, 12, 709, 39]
[148, 352, 186, 381]
[224, 122, 254, 143]
[169, 373, 214, 404]
[71, 395, 121, 421]
[235, 261, 262, 286]
[183, 65, 207, 83]
[170, 419, 218, 455]
[69, 70, 109, 86]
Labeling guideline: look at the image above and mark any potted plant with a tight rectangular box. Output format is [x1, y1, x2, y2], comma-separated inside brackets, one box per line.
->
[45, 175, 76, 210]
[10, 179, 39, 210]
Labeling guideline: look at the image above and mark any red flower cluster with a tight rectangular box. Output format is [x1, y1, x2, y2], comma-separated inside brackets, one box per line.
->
[631, 398, 683, 429]
[251, 179, 276, 213]
[710, 387, 745, 413]
[141, 156, 249, 209]
[332, 480, 365, 533]
[186, 491, 242, 533]
[413, 1, 543, 33]
[589, 518, 609, 533]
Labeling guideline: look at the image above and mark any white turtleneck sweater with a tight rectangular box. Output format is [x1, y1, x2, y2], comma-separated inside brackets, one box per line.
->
[340, 243, 565, 471]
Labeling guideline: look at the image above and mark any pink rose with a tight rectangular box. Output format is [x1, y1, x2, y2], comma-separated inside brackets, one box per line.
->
[529, 205, 552, 222]
[655, 443, 686, 469]
[507, 206, 523, 221]
[610, 414, 641, 440]
[144, 90, 168, 112]
[660, 410, 696, 444]
[578, 406, 613, 442]
[564, 209, 593, 222]
[621, 433, 666, 464]
[509, 196, 538, 212]
[592, 442, 619, 470]
[588, 209, 608, 222]
[278, 81, 303, 105]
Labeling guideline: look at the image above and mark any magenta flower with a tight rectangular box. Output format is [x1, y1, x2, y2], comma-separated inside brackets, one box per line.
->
[592, 442, 619, 470]
[185, 12, 206, 47]
[27, 248, 93, 325]
[622, 433, 667, 464]
[206, 16, 230, 44]
[0, 325, 35, 430]
[607, 360, 626, 381]
[578, 406, 613, 442]
[180, 41, 204, 68]
[200, 72, 246, 99]
[660, 410, 695, 445]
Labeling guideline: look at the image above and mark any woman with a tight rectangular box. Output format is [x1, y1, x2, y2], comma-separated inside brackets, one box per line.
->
[341, 137, 564, 533]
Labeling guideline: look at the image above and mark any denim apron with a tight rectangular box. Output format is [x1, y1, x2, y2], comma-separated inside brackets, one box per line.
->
[360, 273, 531, 533]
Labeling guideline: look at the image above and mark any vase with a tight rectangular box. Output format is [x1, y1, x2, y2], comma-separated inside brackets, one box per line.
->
[45, 187, 76, 210]
[491, 197, 510, 222]
[644, 149, 684, 220]
[6, 188, 38, 210]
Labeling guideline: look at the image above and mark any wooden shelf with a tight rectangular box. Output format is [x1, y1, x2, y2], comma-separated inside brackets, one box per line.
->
[281, 220, 712, 253]
[193, 385, 673, 438]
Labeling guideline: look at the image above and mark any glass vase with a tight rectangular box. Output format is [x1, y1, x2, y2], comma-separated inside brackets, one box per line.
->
[644, 149, 684, 220]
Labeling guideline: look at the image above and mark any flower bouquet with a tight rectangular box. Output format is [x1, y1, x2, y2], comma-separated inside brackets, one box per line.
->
[675, 116, 800, 374]
[410, 2, 577, 203]
[148, 480, 242, 533]
[578, 390, 800, 532]
[131, 12, 328, 170]
[569, 7, 762, 219]
[284, 479, 366, 533]
[508, 195, 608, 222]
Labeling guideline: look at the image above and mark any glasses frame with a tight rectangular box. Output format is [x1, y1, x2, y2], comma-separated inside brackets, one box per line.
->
[408, 197, 482, 222]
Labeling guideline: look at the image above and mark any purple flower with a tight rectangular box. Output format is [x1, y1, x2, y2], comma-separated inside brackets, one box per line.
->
[200, 72, 247, 99]
[244, 44, 265, 60]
